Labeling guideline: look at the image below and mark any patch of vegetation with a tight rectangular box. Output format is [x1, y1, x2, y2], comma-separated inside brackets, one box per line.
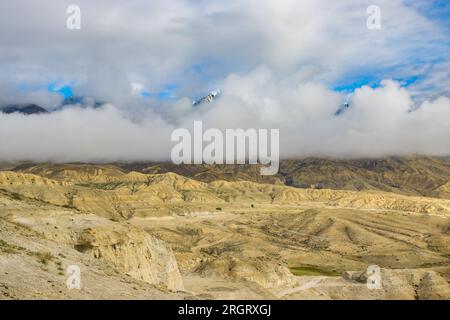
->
[0, 239, 22, 254]
[130, 183, 139, 194]
[10, 192, 22, 200]
[32, 251, 54, 265]
[0, 239, 40, 258]
[200, 242, 242, 256]
[77, 181, 124, 190]
[176, 226, 203, 236]
[75, 183, 94, 188]
[55, 260, 65, 274]
[0, 188, 23, 201]
[289, 266, 340, 277]
[96, 181, 125, 190]
[216, 207, 222, 211]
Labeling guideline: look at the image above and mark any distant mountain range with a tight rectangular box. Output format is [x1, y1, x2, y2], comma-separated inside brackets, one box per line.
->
[0, 104, 49, 115]
[2, 90, 353, 117]
[10, 156, 450, 199]
[1, 91, 221, 115]
[0, 96, 103, 115]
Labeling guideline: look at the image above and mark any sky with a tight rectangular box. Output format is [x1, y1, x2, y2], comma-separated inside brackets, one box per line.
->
[0, 0, 449, 161]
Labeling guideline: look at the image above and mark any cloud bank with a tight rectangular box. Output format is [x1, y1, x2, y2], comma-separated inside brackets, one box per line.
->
[1, 70, 449, 161]
[0, 0, 449, 161]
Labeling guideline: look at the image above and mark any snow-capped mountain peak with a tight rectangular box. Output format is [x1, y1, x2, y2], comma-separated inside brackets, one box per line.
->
[192, 90, 221, 106]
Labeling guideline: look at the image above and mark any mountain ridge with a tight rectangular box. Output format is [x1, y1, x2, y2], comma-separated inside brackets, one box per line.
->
[12, 156, 446, 198]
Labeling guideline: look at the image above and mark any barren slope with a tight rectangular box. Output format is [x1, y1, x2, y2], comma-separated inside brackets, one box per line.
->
[13, 156, 450, 199]
[1, 165, 449, 300]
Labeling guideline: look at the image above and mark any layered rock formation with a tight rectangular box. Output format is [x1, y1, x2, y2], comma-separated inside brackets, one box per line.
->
[0, 187, 184, 292]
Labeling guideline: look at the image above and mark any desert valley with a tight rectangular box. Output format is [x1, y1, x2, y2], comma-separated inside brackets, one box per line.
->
[0, 157, 449, 300]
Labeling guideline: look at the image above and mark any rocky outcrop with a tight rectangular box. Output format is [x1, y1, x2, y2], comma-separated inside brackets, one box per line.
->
[74, 225, 184, 291]
[0, 216, 187, 299]
[341, 268, 450, 300]
[1, 194, 184, 292]
[195, 254, 297, 289]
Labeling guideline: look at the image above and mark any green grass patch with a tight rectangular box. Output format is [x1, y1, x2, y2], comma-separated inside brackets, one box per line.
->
[289, 266, 340, 277]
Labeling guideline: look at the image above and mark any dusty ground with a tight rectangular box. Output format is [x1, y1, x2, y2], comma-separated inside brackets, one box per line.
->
[131, 205, 450, 299]
[0, 164, 449, 300]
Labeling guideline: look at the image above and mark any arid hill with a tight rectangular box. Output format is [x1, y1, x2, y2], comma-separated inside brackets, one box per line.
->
[279, 157, 450, 199]
[12, 156, 450, 199]
[1, 164, 449, 299]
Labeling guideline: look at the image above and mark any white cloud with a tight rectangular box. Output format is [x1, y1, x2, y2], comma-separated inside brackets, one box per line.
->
[0, 105, 174, 162]
[0, 0, 449, 160]
[1, 72, 449, 161]
[0, 0, 446, 100]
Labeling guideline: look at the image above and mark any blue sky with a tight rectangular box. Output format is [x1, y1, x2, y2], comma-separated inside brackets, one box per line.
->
[47, 83, 74, 100]
[332, 0, 450, 95]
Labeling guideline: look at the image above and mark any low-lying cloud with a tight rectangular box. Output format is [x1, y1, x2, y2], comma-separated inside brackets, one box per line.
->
[0, 0, 449, 160]
[1, 69, 449, 161]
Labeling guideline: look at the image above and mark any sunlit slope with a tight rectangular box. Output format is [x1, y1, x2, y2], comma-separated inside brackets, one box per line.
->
[1, 170, 449, 219]
[1, 166, 450, 299]
[13, 156, 449, 198]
